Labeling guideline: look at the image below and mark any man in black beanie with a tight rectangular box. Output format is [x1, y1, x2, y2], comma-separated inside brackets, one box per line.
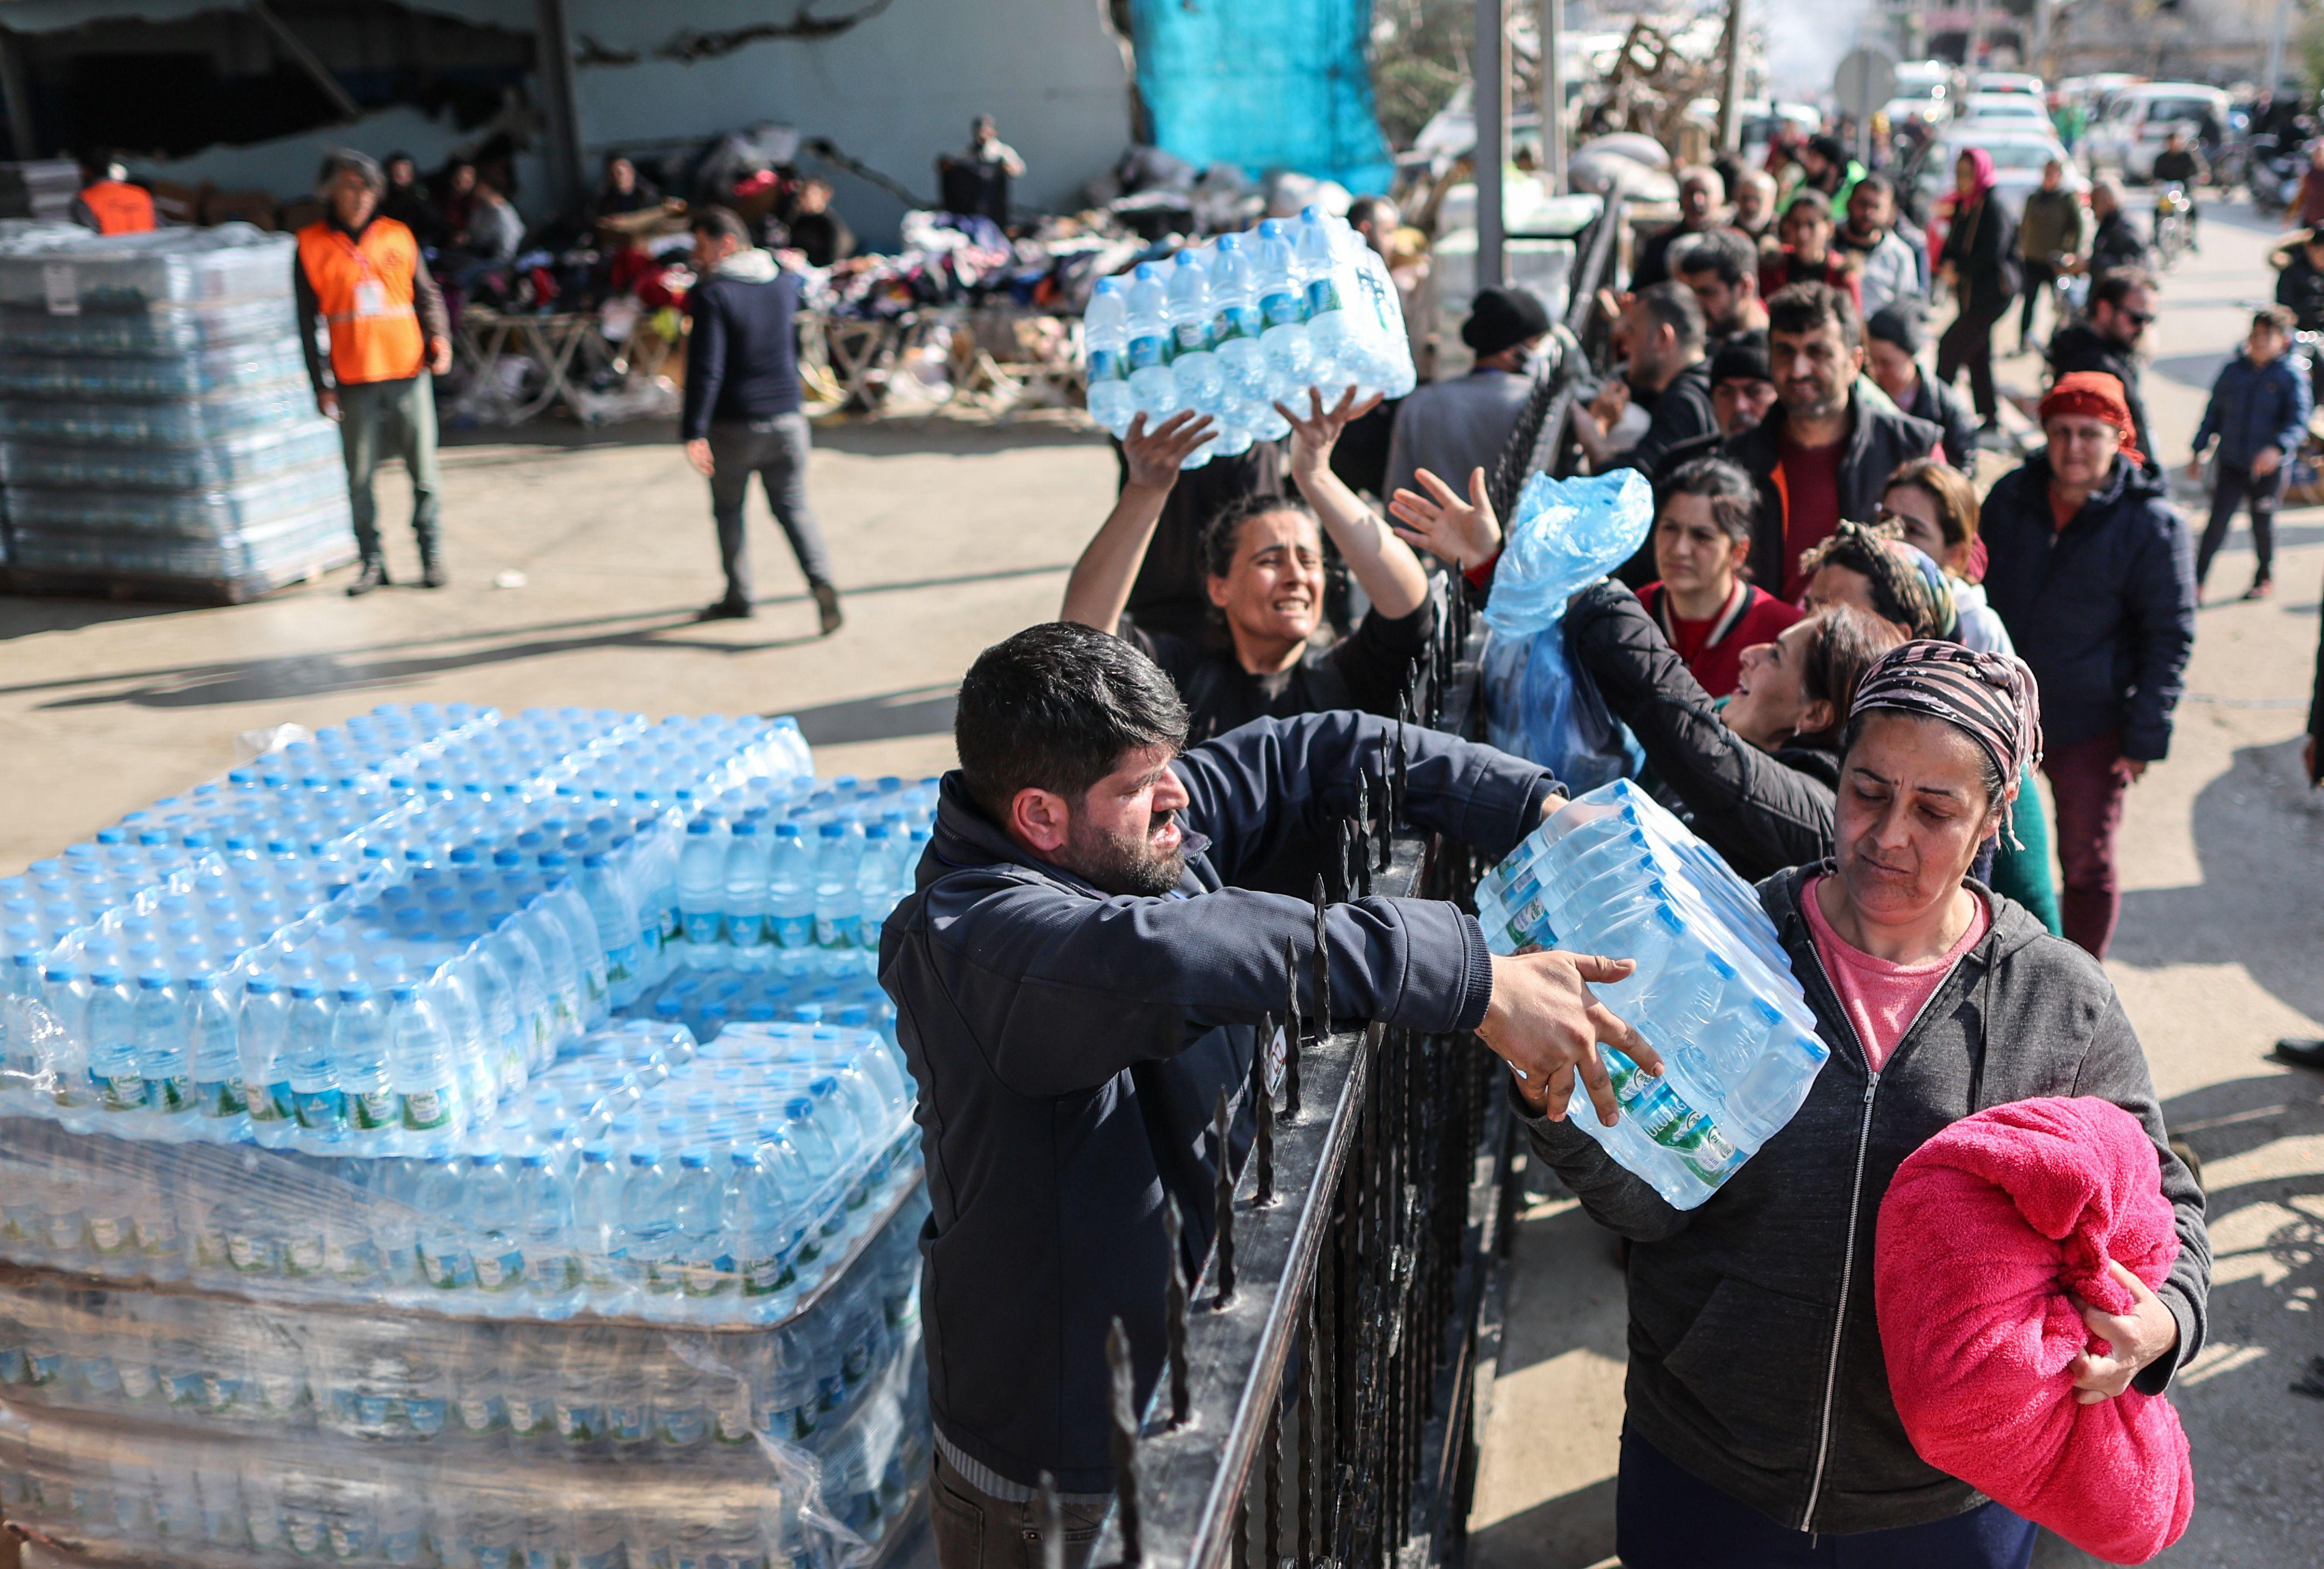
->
[1384, 285, 1548, 500]
[1800, 133, 1866, 217]
[1863, 303, 1979, 470]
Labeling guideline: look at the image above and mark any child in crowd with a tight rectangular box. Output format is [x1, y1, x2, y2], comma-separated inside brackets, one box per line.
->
[2190, 305, 2312, 601]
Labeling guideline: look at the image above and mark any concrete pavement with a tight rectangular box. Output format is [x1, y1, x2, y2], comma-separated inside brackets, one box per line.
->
[1465, 197, 2324, 1568]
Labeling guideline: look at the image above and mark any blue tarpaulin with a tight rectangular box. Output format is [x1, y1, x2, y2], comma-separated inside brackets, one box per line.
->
[1129, 0, 1393, 196]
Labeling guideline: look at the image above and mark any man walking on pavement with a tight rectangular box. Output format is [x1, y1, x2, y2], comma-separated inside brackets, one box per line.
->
[2017, 159, 2086, 353]
[2048, 267, 2162, 474]
[683, 207, 843, 633]
[294, 149, 452, 597]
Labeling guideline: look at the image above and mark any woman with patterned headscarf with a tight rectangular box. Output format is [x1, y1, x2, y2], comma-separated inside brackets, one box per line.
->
[1519, 639, 2209, 1569]
[1977, 371, 2195, 959]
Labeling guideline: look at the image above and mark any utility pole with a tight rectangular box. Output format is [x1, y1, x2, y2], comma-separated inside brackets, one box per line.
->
[1718, 0, 1747, 153]
[2032, 0, 2053, 80]
[2266, 0, 2290, 95]
[1474, 0, 1506, 288]
[1540, 0, 1566, 194]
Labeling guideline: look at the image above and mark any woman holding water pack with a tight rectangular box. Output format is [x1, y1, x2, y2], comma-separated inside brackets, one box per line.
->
[1513, 641, 2209, 1567]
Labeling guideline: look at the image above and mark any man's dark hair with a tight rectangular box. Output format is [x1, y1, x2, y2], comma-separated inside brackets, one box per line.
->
[316, 148, 386, 199]
[2257, 303, 2298, 337]
[691, 206, 753, 248]
[1767, 279, 1862, 350]
[1851, 172, 1893, 201]
[1633, 281, 1706, 353]
[1674, 227, 1756, 289]
[1348, 195, 1397, 230]
[2091, 266, 2156, 311]
[1797, 604, 1907, 743]
[955, 623, 1190, 823]
[1200, 492, 1317, 580]
[1655, 456, 1759, 558]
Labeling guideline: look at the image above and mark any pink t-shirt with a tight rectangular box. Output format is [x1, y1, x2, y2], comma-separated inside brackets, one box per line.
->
[1801, 876, 1991, 1072]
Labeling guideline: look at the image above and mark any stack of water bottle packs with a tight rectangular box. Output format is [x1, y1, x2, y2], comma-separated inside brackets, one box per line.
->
[1474, 779, 1831, 1210]
[0, 702, 942, 1568]
[0, 222, 352, 591]
[1083, 205, 1416, 468]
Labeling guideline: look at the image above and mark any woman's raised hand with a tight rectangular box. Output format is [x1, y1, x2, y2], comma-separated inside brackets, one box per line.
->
[1389, 466, 1503, 570]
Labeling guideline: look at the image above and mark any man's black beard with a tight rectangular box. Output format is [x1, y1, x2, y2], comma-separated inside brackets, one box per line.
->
[1062, 816, 1188, 897]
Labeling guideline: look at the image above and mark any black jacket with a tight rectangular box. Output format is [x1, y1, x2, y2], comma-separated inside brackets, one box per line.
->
[2086, 210, 2149, 276]
[877, 713, 1557, 1492]
[1938, 194, 2019, 312]
[2275, 247, 2324, 333]
[1901, 369, 1980, 470]
[680, 264, 804, 439]
[1621, 357, 1720, 480]
[1566, 580, 1842, 881]
[1979, 453, 2195, 759]
[1724, 396, 1942, 594]
[1523, 865, 2207, 1536]
[2046, 322, 2158, 475]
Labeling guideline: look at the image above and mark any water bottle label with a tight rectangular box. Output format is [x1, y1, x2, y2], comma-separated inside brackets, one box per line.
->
[284, 1235, 326, 1276]
[144, 1074, 192, 1114]
[816, 1370, 847, 1412]
[1088, 346, 1127, 384]
[294, 1087, 344, 1130]
[1127, 332, 1169, 371]
[118, 1362, 156, 1401]
[476, 1247, 523, 1291]
[26, 1352, 60, 1386]
[556, 1401, 602, 1442]
[742, 1256, 792, 1297]
[285, 1516, 326, 1557]
[1305, 277, 1343, 315]
[226, 1231, 270, 1273]
[1261, 290, 1304, 328]
[86, 1215, 126, 1252]
[456, 1393, 500, 1432]
[732, 916, 767, 949]
[608, 1399, 648, 1443]
[1213, 304, 1261, 344]
[716, 1402, 754, 1443]
[80, 1357, 121, 1396]
[527, 1252, 576, 1292]
[400, 1087, 452, 1131]
[0, 1347, 24, 1383]
[349, 1088, 397, 1131]
[196, 1077, 248, 1117]
[97, 1071, 147, 1111]
[1174, 321, 1213, 354]
[816, 912, 861, 950]
[419, 1245, 474, 1290]
[255, 1080, 294, 1122]
[774, 915, 814, 949]
[604, 942, 638, 984]
[509, 1395, 555, 1436]
[405, 1395, 447, 1437]
[682, 909, 723, 946]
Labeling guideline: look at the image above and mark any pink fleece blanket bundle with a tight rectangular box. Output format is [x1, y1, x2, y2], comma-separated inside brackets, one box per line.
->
[1874, 1096, 2192, 1564]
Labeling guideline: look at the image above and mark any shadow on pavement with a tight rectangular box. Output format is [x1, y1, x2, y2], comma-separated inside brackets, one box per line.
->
[2113, 736, 2324, 1026]
[790, 685, 958, 747]
[1468, 1475, 1617, 1569]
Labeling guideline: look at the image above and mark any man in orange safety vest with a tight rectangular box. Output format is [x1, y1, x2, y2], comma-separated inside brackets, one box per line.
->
[294, 148, 453, 596]
[72, 156, 154, 234]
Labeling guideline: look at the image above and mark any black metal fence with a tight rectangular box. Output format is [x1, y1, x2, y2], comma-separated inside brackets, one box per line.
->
[1080, 196, 1625, 1569]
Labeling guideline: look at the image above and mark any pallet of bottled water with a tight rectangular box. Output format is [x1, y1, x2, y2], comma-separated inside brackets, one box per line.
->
[1474, 780, 1830, 1210]
[0, 701, 944, 1567]
[1083, 205, 1416, 468]
[0, 223, 351, 598]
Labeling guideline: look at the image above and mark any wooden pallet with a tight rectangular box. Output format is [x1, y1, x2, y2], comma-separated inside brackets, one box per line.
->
[1, 552, 350, 606]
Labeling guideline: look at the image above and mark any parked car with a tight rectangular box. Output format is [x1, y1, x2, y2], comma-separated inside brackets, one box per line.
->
[1957, 94, 2054, 131]
[2083, 82, 2231, 180]
[1973, 72, 2045, 98]
[1885, 59, 1957, 128]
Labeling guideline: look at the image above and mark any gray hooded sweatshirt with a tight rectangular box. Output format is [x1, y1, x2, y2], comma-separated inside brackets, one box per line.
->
[1521, 865, 2208, 1536]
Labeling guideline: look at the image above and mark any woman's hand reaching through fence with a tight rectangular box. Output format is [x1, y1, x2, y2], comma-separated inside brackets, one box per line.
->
[1388, 467, 1502, 571]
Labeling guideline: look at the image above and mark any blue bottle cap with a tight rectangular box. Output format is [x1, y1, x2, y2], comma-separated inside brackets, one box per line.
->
[338, 980, 372, 1002]
[680, 1149, 709, 1170]
[137, 971, 170, 991]
[246, 974, 279, 995]
[582, 1144, 613, 1165]
[1093, 276, 1120, 294]
[628, 1145, 661, 1166]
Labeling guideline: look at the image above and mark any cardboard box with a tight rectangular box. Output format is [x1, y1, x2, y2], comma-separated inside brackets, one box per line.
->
[276, 198, 326, 234]
[200, 187, 278, 229]
[145, 178, 201, 226]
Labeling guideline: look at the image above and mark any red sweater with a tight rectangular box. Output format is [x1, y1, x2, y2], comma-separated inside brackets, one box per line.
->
[1637, 580, 1802, 698]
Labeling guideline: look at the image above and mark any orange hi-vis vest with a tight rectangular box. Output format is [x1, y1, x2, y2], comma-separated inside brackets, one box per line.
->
[296, 217, 426, 386]
[79, 180, 154, 234]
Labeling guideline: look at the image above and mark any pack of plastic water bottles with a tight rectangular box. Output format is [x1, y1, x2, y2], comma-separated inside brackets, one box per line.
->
[0, 702, 944, 1568]
[0, 223, 352, 591]
[1082, 205, 1416, 467]
[1474, 779, 1830, 1210]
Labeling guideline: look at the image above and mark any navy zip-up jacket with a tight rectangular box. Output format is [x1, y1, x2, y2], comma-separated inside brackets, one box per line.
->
[680, 264, 803, 440]
[2193, 349, 2311, 470]
[877, 712, 1557, 1493]
[1979, 453, 2196, 761]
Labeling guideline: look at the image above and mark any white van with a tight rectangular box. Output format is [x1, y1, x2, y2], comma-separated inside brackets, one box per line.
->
[2086, 83, 2230, 181]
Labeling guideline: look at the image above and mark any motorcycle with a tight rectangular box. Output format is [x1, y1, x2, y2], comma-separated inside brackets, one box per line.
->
[2152, 184, 2195, 269]
[2248, 133, 2307, 218]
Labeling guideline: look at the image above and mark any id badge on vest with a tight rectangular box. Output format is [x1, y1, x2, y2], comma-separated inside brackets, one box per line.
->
[353, 279, 389, 318]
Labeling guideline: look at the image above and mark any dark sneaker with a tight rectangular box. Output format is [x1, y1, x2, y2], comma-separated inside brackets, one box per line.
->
[812, 581, 844, 637]
[419, 549, 448, 589]
[346, 558, 390, 597]
[698, 598, 754, 622]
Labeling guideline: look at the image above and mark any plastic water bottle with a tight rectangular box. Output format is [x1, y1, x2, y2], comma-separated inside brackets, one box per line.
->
[1294, 207, 1354, 388]
[572, 1144, 624, 1296]
[329, 979, 396, 1138]
[1166, 248, 1223, 415]
[239, 974, 293, 1136]
[133, 971, 189, 1114]
[1252, 219, 1313, 385]
[813, 822, 863, 964]
[723, 821, 770, 972]
[1209, 233, 1268, 399]
[672, 1148, 732, 1301]
[677, 818, 726, 966]
[517, 1150, 580, 1306]
[617, 1145, 676, 1297]
[414, 1152, 476, 1290]
[768, 823, 817, 970]
[387, 982, 460, 1137]
[184, 969, 244, 1120]
[284, 978, 342, 1137]
[1084, 276, 1136, 436]
[728, 1147, 797, 1309]
[86, 969, 142, 1110]
[467, 1152, 527, 1293]
[1124, 261, 1177, 418]
[578, 853, 641, 1009]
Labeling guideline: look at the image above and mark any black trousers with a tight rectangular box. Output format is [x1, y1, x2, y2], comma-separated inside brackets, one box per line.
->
[2017, 260, 2061, 346]
[2197, 458, 2286, 588]
[1936, 300, 2012, 422]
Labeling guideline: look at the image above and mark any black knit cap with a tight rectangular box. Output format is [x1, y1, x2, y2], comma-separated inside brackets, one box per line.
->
[1708, 329, 1771, 386]
[1865, 303, 1925, 357]
[1462, 286, 1553, 358]
[1809, 133, 1849, 168]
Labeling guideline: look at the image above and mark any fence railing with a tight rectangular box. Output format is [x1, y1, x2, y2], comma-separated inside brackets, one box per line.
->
[1078, 192, 1625, 1569]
